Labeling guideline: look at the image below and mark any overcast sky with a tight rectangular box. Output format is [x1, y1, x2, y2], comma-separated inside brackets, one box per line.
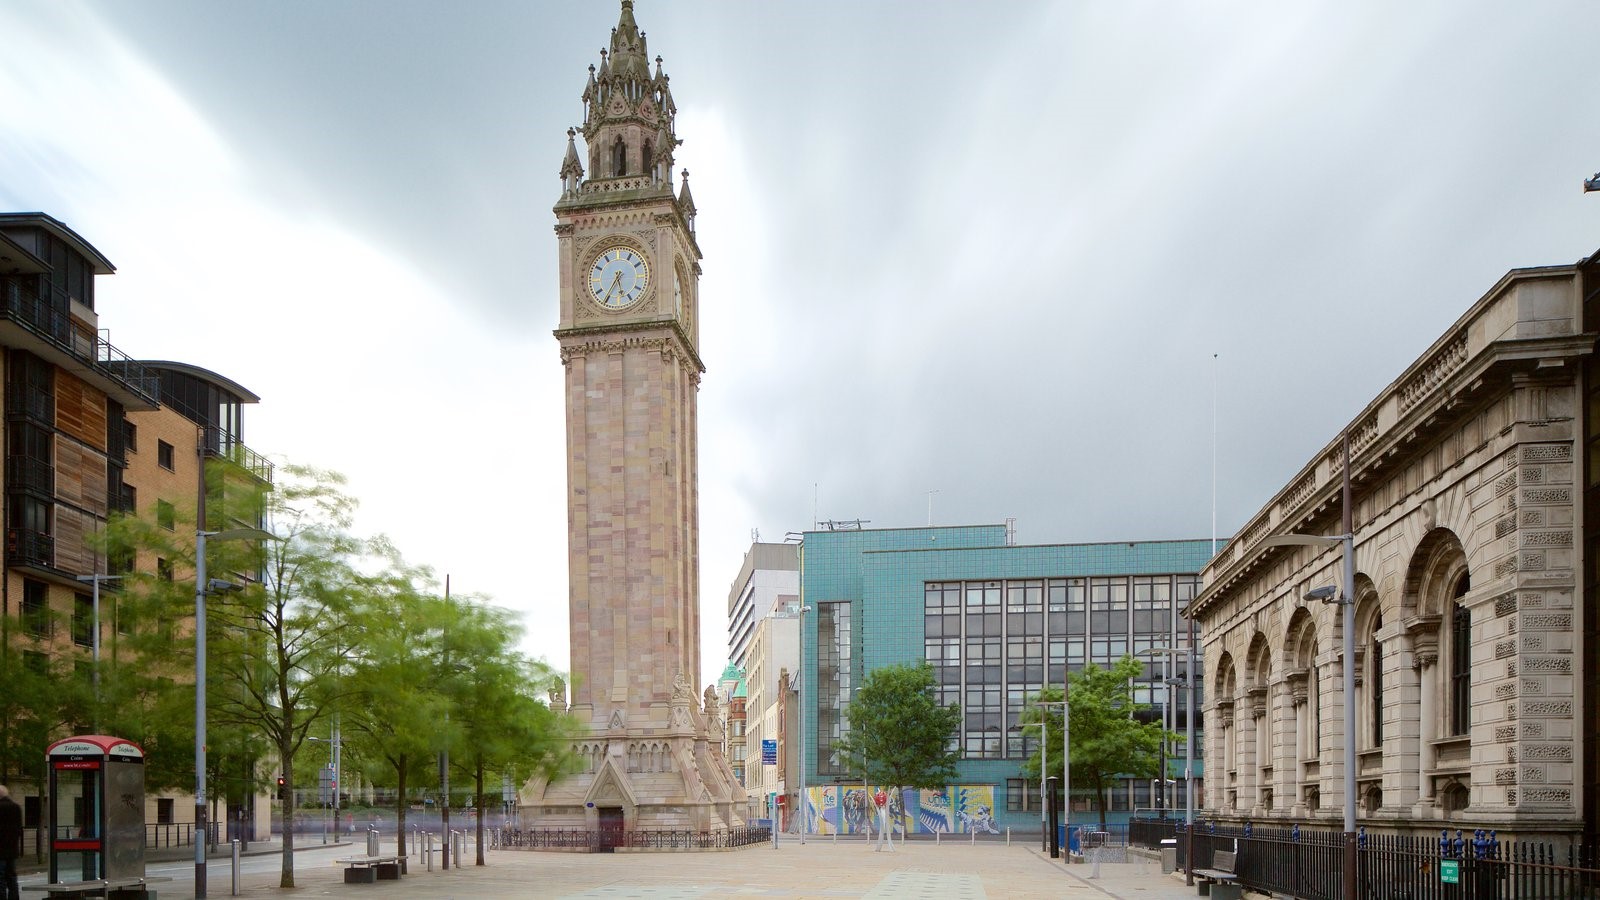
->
[4, 1, 1598, 688]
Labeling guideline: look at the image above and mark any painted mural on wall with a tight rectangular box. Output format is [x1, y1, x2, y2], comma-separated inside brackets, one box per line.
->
[799, 784, 1002, 835]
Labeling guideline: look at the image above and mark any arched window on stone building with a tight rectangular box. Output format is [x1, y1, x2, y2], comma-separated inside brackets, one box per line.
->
[1212, 652, 1237, 812]
[1285, 608, 1320, 810]
[1448, 574, 1471, 736]
[1370, 613, 1384, 747]
[612, 137, 627, 176]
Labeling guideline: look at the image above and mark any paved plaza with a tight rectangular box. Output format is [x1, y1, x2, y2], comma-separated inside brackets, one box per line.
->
[20, 838, 1206, 899]
[21, 839, 1203, 890]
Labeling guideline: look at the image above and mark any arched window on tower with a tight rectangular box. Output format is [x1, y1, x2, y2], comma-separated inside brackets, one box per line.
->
[613, 137, 627, 176]
[642, 140, 653, 180]
[1449, 574, 1471, 736]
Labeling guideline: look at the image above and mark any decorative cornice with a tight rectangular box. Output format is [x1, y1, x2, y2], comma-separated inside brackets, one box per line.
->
[555, 319, 706, 375]
[1193, 307, 1593, 620]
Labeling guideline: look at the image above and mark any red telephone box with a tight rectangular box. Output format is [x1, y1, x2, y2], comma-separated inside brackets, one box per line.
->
[47, 735, 146, 885]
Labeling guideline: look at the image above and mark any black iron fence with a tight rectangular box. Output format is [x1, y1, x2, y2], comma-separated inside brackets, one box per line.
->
[503, 826, 770, 852]
[1131, 819, 1600, 899]
[24, 822, 221, 856]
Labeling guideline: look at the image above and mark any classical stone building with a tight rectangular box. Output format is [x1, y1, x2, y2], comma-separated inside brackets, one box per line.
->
[520, 1, 743, 832]
[1192, 253, 1600, 842]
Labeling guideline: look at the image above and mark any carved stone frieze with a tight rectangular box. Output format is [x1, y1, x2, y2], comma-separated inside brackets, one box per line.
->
[1523, 531, 1572, 547]
[1523, 444, 1572, 462]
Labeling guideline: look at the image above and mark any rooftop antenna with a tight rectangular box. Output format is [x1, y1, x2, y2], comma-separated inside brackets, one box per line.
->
[751, 527, 760, 543]
[1005, 517, 1017, 547]
[925, 489, 941, 526]
[1212, 353, 1219, 556]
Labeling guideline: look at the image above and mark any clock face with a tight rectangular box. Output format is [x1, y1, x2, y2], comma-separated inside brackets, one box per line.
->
[589, 245, 651, 309]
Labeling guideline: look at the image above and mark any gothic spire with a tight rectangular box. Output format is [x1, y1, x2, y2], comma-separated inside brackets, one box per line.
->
[563, 2, 684, 199]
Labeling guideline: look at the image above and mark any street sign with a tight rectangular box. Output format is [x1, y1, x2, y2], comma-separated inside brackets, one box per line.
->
[761, 739, 777, 765]
[1440, 860, 1460, 884]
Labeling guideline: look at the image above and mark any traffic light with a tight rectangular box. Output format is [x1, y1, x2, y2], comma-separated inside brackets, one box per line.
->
[276, 775, 286, 800]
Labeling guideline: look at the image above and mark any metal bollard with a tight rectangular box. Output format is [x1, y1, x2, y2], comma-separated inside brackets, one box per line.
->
[1006, 827, 1011, 846]
[970, 829, 975, 844]
[230, 839, 240, 897]
[367, 828, 380, 858]
[935, 830, 940, 845]
[425, 832, 434, 872]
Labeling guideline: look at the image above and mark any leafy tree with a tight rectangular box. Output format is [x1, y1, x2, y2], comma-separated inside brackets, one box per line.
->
[1021, 657, 1164, 828]
[341, 566, 454, 856]
[833, 661, 961, 794]
[438, 599, 572, 865]
[105, 463, 368, 889]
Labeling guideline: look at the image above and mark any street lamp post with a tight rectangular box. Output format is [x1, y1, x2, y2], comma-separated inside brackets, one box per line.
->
[1136, 648, 1171, 816]
[1034, 699, 1067, 859]
[1260, 434, 1357, 900]
[74, 573, 123, 728]
[784, 533, 808, 844]
[307, 726, 342, 844]
[1020, 721, 1046, 852]
[1140, 643, 1198, 882]
[794, 599, 812, 843]
[193, 526, 276, 900]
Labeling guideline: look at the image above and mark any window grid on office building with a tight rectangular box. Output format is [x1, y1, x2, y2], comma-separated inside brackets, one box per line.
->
[925, 574, 1197, 762]
[817, 601, 853, 777]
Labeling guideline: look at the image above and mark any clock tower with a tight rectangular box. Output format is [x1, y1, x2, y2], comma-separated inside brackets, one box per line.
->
[524, 0, 743, 832]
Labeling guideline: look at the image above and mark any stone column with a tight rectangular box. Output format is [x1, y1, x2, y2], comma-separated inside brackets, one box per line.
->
[1215, 701, 1235, 812]
[1286, 671, 1309, 817]
[1251, 689, 1269, 815]
[1234, 694, 1255, 813]
[1415, 650, 1437, 815]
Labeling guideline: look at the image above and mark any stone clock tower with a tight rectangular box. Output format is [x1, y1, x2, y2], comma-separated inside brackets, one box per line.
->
[522, 0, 743, 832]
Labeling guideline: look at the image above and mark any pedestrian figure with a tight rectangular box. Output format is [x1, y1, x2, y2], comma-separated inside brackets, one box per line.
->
[0, 784, 22, 900]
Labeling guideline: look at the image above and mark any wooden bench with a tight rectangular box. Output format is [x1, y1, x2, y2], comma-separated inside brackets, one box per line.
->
[335, 854, 404, 883]
[33, 876, 162, 899]
[1193, 848, 1242, 899]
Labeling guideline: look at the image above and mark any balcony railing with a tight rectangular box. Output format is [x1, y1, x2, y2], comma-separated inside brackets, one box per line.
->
[7, 527, 53, 568]
[0, 279, 160, 407]
[4, 382, 53, 423]
[6, 455, 54, 498]
[204, 426, 274, 484]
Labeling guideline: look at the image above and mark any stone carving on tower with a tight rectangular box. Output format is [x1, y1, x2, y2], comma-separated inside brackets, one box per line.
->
[521, 0, 743, 832]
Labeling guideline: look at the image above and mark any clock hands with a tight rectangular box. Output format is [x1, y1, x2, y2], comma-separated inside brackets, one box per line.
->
[603, 270, 624, 304]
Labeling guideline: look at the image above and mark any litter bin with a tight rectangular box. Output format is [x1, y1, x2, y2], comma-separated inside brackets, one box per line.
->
[1159, 838, 1177, 873]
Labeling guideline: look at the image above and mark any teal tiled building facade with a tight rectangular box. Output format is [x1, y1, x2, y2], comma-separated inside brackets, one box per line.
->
[799, 525, 1213, 832]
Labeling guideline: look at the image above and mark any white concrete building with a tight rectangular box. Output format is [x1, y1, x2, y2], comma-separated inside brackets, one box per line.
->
[726, 542, 800, 671]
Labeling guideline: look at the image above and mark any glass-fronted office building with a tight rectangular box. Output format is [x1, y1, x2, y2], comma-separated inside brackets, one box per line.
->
[799, 525, 1213, 831]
